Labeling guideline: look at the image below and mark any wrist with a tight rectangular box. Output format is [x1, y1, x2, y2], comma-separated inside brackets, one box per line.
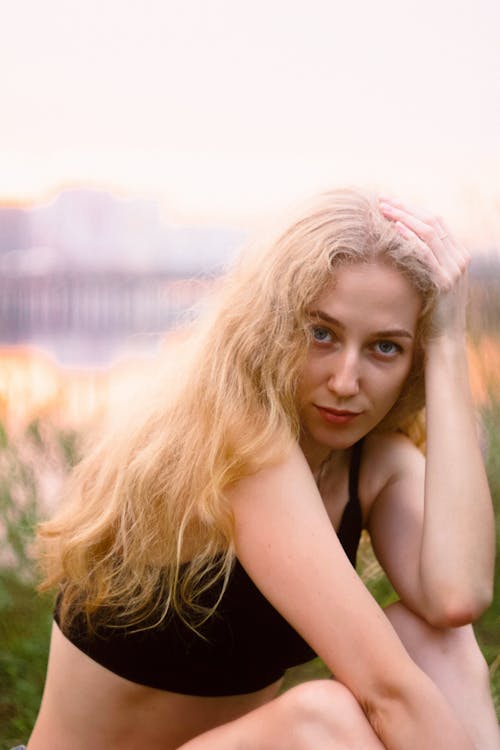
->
[424, 334, 472, 396]
[424, 332, 468, 360]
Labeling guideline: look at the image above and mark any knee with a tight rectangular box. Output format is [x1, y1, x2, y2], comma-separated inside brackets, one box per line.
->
[283, 679, 354, 719]
[278, 680, 372, 744]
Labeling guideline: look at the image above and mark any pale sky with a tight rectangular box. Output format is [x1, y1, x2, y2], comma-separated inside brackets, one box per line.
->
[1, 0, 500, 248]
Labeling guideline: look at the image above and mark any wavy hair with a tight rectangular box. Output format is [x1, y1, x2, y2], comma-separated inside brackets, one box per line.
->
[37, 188, 439, 633]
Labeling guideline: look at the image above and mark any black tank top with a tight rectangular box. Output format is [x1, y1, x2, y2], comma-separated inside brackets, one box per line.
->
[55, 441, 364, 696]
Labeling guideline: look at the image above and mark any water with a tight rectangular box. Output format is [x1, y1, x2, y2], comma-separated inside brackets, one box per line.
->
[2, 331, 165, 368]
[0, 272, 211, 367]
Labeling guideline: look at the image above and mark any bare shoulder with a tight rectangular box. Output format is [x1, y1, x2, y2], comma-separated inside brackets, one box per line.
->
[359, 431, 425, 520]
[229, 441, 313, 502]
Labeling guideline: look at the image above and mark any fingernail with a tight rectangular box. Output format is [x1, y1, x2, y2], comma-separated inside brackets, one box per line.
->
[379, 201, 394, 213]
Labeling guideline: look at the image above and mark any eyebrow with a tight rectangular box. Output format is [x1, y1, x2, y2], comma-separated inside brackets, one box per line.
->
[310, 310, 415, 340]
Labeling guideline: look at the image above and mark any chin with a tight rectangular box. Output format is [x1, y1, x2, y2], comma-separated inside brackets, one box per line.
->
[314, 426, 367, 451]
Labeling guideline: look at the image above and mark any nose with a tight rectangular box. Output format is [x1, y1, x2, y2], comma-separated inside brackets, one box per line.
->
[327, 349, 360, 398]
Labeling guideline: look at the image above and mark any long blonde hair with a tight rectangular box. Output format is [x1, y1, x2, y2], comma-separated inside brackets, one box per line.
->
[37, 188, 438, 632]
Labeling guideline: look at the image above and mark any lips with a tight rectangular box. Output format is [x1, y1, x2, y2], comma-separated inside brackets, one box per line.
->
[315, 405, 363, 424]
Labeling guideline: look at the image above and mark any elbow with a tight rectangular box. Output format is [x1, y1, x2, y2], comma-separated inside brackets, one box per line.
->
[424, 586, 493, 629]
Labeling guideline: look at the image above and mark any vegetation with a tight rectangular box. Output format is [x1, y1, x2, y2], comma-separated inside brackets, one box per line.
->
[0, 421, 78, 750]
[0, 399, 499, 748]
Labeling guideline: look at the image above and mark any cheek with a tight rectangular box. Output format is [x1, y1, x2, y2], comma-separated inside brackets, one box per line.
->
[373, 364, 412, 406]
[296, 359, 321, 392]
[383, 362, 414, 404]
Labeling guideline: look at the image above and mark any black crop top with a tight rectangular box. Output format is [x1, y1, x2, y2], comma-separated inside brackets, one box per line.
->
[55, 441, 364, 697]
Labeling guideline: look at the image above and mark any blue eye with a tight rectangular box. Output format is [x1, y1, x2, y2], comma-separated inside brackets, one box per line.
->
[374, 340, 401, 356]
[311, 325, 333, 343]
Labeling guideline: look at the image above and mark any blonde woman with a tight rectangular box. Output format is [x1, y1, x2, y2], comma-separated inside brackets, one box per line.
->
[27, 190, 498, 750]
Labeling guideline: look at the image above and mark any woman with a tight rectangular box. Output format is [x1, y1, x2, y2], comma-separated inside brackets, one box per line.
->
[27, 189, 498, 749]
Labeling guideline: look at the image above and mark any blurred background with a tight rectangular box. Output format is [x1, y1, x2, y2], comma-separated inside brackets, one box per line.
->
[0, 0, 499, 745]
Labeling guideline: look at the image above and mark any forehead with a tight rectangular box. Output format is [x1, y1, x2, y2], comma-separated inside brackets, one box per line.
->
[313, 262, 422, 332]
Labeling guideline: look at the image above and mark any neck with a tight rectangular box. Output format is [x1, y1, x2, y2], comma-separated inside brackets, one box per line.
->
[299, 431, 336, 477]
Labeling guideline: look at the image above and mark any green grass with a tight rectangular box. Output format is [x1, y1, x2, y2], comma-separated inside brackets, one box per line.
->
[0, 419, 77, 750]
[0, 574, 53, 749]
[475, 399, 500, 715]
[0, 406, 499, 747]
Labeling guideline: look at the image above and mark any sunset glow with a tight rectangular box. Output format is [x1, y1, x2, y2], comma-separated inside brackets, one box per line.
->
[1, 336, 498, 432]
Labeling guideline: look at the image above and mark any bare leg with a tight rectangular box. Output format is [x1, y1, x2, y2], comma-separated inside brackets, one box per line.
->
[385, 600, 500, 750]
[177, 680, 385, 750]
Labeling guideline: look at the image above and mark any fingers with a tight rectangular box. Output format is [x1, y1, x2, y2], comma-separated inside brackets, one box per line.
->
[378, 197, 470, 290]
[389, 218, 444, 278]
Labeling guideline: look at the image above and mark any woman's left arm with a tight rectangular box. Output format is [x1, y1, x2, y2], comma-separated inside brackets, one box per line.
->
[370, 199, 495, 627]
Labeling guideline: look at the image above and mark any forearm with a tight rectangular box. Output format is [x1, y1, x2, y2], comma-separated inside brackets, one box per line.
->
[420, 333, 495, 618]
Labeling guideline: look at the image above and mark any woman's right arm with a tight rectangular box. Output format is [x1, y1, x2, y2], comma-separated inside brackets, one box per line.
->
[229, 444, 475, 750]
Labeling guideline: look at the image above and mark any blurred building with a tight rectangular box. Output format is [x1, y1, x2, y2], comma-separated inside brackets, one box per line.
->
[0, 188, 244, 365]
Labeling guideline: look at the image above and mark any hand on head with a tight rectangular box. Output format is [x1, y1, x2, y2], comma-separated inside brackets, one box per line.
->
[378, 197, 470, 338]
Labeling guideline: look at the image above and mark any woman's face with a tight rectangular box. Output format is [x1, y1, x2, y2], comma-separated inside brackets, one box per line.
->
[295, 261, 422, 468]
